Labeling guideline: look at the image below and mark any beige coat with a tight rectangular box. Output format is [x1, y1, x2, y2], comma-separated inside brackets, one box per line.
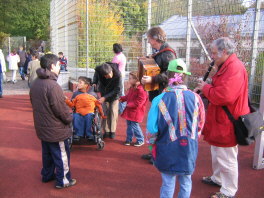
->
[27, 59, 41, 86]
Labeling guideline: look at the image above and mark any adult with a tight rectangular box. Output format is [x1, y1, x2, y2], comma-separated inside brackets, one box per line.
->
[112, 43, 127, 95]
[7, 49, 20, 84]
[27, 51, 41, 87]
[93, 62, 122, 139]
[141, 26, 177, 162]
[17, 46, 27, 80]
[0, 48, 6, 98]
[195, 37, 250, 198]
[30, 54, 76, 189]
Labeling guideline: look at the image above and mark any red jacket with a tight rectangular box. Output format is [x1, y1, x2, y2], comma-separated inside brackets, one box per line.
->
[202, 54, 250, 147]
[120, 84, 148, 123]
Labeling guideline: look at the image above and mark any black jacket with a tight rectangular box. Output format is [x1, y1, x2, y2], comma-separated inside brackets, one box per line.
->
[30, 68, 72, 142]
[149, 43, 176, 101]
[93, 62, 122, 102]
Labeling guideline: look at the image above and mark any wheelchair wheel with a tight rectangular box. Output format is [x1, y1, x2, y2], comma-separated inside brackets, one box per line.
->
[97, 141, 105, 150]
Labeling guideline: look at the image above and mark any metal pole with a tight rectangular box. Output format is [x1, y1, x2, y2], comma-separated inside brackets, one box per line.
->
[186, 0, 192, 67]
[249, 0, 261, 99]
[86, 0, 89, 77]
[146, 0, 152, 56]
[64, 0, 68, 60]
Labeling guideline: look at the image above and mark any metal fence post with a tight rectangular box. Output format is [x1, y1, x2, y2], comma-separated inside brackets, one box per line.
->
[249, 0, 261, 99]
[86, 0, 89, 77]
[146, 0, 152, 56]
[186, 0, 192, 67]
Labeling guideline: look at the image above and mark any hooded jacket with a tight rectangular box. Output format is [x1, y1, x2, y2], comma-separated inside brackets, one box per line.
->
[30, 68, 72, 142]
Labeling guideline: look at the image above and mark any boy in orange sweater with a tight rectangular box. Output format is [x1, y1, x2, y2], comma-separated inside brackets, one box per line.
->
[65, 76, 106, 140]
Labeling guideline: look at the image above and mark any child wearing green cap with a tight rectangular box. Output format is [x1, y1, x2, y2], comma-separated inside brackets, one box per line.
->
[146, 58, 205, 198]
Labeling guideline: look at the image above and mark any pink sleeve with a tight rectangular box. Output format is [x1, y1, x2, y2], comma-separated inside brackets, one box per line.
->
[112, 55, 119, 64]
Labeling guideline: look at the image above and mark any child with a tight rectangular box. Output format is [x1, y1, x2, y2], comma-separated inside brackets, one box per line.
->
[65, 76, 106, 140]
[58, 52, 67, 71]
[147, 59, 205, 198]
[120, 71, 148, 147]
[27, 51, 40, 87]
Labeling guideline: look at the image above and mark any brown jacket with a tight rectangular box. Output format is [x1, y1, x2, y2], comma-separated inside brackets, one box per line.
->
[30, 68, 72, 142]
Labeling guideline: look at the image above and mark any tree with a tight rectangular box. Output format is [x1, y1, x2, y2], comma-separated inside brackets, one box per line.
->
[0, 0, 50, 40]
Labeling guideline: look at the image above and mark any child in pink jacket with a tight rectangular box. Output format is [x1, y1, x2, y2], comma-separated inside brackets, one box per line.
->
[120, 71, 148, 147]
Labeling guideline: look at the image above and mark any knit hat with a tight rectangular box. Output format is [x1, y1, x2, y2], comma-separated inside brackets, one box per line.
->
[168, 59, 191, 75]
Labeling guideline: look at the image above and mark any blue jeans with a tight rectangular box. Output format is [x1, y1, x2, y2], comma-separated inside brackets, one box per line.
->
[0, 72, 3, 96]
[126, 120, 144, 143]
[73, 113, 93, 138]
[19, 67, 25, 77]
[160, 173, 192, 198]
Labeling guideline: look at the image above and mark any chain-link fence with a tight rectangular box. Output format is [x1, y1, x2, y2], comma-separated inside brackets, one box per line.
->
[50, 0, 263, 107]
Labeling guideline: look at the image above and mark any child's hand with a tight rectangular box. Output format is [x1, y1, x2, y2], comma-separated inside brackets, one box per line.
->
[64, 96, 69, 100]
[101, 115, 107, 119]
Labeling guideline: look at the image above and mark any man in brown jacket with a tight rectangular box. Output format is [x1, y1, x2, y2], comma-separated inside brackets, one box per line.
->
[30, 54, 76, 189]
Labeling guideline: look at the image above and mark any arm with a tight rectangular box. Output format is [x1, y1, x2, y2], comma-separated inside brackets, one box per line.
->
[103, 77, 121, 99]
[48, 85, 72, 125]
[195, 93, 205, 136]
[147, 93, 164, 134]
[65, 97, 76, 108]
[126, 88, 147, 109]
[95, 100, 106, 119]
[202, 66, 246, 106]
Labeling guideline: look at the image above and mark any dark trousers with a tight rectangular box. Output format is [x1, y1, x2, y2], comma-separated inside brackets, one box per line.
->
[41, 139, 72, 187]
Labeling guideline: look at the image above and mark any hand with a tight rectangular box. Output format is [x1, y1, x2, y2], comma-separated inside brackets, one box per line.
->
[195, 80, 207, 92]
[101, 115, 107, 119]
[64, 95, 69, 100]
[98, 97, 105, 104]
[141, 75, 152, 85]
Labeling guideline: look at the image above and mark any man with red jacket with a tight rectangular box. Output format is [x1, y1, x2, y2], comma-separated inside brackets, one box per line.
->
[196, 37, 250, 198]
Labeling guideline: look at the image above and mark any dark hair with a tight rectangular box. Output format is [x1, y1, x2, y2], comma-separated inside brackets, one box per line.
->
[58, 52, 63, 55]
[113, 43, 123, 53]
[40, 54, 59, 70]
[78, 76, 91, 85]
[100, 63, 112, 76]
[11, 49, 17, 55]
[31, 51, 39, 59]
[147, 26, 167, 43]
[129, 71, 139, 81]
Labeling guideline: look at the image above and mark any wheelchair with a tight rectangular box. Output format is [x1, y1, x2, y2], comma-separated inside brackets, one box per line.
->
[68, 108, 105, 150]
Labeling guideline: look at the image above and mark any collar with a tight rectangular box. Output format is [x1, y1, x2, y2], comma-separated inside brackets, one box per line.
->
[164, 84, 188, 92]
[216, 53, 237, 76]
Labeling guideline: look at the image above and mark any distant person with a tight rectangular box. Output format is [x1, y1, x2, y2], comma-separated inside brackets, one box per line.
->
[23, 50, 32, 76]
[58, 52, 67, 71]
[30, 54, 76, 189]
[65, 76, 106, 140]
[112, 43, 126, 95]
[17, 46, 27, 80]
[7, 49, 20, 84]
[120, 71, 148, 146]
[0, 48, 6, 98]
[93, 62, 122, 139]
[147, 59, 205, 198]
[27, 51, 40, 87]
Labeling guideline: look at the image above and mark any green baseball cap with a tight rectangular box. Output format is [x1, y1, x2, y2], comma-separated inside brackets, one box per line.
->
[168, 59, 191, 75]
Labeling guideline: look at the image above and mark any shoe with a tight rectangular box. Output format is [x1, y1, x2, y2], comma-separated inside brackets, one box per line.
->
[55, 179, 77, 189]
[73, 135, 80, 141]
[110, 132, 115, 139]
[21, 75, 25, 80]
[134, 141, 144, 147]
[0, 95, 2, 98]
[141, 153, 152, 160]
[103, 132, 110, 138]
[210, 192, 234, 198]
[149, 158, 154, 165]
[124, 141, 131, 146]
[202, 176, 221, 187]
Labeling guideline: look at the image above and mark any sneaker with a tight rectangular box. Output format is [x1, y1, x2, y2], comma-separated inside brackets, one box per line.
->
[124, 141, 131, 146]
[141, 153, 152, 160]
[134, 141, 144, 147]
[55, 179, 77, 189]
[110, 132, 115, 139]
[103, 132, 110, 138]
[73, 135, 80, 141]
[202, 176, 221, 187]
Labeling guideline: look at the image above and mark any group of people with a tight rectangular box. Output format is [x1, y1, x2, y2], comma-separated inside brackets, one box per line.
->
[29, 26, 249, 198]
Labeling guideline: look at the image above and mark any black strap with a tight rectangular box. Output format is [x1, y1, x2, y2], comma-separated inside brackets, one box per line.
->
[222, 106, 236, 122]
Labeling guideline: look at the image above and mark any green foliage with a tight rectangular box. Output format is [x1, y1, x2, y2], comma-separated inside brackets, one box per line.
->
[0, 0, 50, 40]
[0, 32, 10, 48]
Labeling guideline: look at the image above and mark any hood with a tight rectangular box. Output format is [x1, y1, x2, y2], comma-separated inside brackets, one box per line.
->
[36, 68, 58, 81]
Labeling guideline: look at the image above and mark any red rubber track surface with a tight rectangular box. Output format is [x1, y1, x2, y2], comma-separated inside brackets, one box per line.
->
[0, 94, 263, 198]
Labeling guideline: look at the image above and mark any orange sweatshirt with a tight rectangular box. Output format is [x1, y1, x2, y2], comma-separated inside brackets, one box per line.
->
[65, 93, 104, 116]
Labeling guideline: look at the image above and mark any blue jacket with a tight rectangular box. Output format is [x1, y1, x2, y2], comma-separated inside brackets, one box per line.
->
[147, 85, 205, 175]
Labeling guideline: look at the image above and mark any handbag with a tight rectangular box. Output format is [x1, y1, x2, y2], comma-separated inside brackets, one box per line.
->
[222, 104, 264, 146]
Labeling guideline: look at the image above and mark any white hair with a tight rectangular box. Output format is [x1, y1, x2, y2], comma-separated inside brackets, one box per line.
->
[211, 37, 236, 55]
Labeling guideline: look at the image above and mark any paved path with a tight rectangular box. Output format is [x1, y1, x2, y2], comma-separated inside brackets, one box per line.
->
[0, 81, 263, 198]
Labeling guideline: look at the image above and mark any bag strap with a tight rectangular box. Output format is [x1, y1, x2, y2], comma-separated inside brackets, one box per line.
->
[152, 48, 177, 58]
[222, 106, 236, 122]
